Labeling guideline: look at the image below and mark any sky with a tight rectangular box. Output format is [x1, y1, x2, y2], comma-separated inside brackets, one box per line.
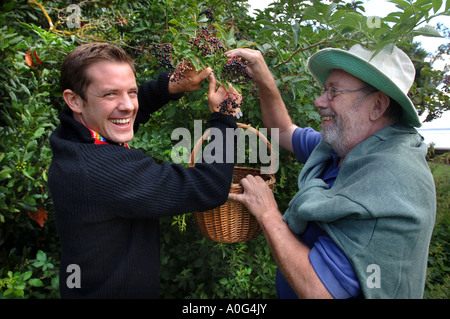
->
[247, 0, 450, 149]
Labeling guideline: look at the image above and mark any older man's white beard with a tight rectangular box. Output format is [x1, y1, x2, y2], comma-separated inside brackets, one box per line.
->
[320, 109, 367, 157]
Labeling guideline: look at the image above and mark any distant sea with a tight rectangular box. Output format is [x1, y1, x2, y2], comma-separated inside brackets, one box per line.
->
[417, 128, 450, 151]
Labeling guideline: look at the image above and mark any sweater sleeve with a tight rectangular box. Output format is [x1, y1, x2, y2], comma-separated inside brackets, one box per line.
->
[134, 71, 184, 131]
[81, 112, 237, 219]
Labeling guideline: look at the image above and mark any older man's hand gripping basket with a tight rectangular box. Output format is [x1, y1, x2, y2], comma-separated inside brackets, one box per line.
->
[188, 123, 276, 243]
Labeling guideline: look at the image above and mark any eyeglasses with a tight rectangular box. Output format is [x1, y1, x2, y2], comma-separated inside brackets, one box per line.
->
[322, 86, 376, 101]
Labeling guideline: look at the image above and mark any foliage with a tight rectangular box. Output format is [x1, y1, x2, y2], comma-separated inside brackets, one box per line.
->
[0, 0, 448, 299]
[0, 249, 60, 298]
[425, 160, 450, 299]
[159, 222, 277, 298]
[0, 2, 73, 269]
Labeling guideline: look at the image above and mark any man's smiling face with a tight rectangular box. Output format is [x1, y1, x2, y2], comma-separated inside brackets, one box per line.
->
[314, 69, 376, 157]
[72, 61, 138, 144]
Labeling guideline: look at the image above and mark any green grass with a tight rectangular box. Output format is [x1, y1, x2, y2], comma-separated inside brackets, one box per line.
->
[424, 160, 450, 299]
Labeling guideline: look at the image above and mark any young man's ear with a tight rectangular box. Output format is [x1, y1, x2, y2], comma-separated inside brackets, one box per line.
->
[63, 89, 84, 114]
[369, 91, 390, 121]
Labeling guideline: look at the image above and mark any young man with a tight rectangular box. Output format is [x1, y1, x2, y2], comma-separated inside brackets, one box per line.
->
[48, 42, 241, 298]
[228, 45, 436, 298]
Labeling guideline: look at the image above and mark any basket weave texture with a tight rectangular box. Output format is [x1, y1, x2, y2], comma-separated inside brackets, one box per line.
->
[189, 123, 276, 243]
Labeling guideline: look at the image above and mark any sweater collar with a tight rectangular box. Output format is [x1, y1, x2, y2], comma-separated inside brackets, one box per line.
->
[59, 109, 130, 148]
[87, 127, 130, 149]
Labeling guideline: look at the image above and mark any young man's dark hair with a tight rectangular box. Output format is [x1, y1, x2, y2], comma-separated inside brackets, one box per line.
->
[60, 42, 135, 101]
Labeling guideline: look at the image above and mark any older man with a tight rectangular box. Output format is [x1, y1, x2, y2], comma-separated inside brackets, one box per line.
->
[49, 42, 240, 298]
[228, 45, 436, 299]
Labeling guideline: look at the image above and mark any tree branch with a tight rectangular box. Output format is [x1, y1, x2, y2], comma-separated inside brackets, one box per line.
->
[28, 0, 54, 30]
[274, 39, 349, 69]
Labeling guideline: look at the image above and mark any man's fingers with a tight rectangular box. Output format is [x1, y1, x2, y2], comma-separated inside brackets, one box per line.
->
[208, 73, 217, 99]
[229, 175, 254, 202]
[239, 175, 253, 191]
[208, 77, 243, 116]
[227, 82, 238, 94]
[198, 67, 213, 82]
[226, 82, 243, 106]
[253, 175, 265, 183]
[226, 48, 250, 60]
[228, 193, 243, 202]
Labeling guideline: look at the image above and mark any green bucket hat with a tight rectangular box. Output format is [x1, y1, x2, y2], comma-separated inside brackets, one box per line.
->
[307, 44, 421, 127]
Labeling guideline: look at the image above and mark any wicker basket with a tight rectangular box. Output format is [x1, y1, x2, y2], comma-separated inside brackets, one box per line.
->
[188, 123, 276, 243]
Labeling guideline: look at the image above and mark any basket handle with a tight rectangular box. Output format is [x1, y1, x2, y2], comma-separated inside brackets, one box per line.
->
[188, 122, 276, 174]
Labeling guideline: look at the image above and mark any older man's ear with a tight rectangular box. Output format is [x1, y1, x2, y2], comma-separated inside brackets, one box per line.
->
[370, 91, 391, 122]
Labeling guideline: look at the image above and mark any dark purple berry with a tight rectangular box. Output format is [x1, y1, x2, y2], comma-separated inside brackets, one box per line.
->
[189, 25, 225, 57]
[149, 43, 175, 69]
[221, 56, 253, 85]
[218, 93, 241, 115]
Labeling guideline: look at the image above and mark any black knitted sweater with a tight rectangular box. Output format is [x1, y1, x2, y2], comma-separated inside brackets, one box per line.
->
[48, 72, 237, 298]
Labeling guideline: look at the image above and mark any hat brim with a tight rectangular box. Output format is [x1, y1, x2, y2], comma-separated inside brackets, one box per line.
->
[307, 48, 421, 127]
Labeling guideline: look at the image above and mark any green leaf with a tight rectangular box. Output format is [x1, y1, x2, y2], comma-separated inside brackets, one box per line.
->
[335, 12, 362, 30]
[28, 278, 44, 287]
[389, 0, 412, 10]
[183, 22, 199, 32]
[169, 26, 178, 37]
[18, 201, 35, 211]
[219, 278, 228, 285]
[324, 3, 337, 22]
[168, 19, 182, 27]
[236, 39, 254, 48]
[20, 83, 30, 96]
[302, 6, 317, 21]
[4, 288, 13, 296]
[14, 282, 26, 290]
[291, 22, 300, 46]
[22, 271, 32, 281]
[432, 0, 443, 13]
[413, 25, 443, 37]
[33, 127, 45, 139]
[22, 169, 35, 180]
[23, 151, 35, 162]
[0, 169, 13, 180]
[24, 196, 37, 206]
[36, 250, 47, 262]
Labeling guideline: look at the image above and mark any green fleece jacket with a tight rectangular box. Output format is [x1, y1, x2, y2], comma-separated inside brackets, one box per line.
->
[283, 125, 436, 298]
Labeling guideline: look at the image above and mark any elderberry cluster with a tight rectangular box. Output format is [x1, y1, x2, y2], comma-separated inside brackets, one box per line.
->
[149, 43, 175, 69]
[219, 94, 241, 115]
[189, 26, 225, 57]
[169, 61, 195, 84]
[221, 56, 253, 85]
[443, 75, 450, 93]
